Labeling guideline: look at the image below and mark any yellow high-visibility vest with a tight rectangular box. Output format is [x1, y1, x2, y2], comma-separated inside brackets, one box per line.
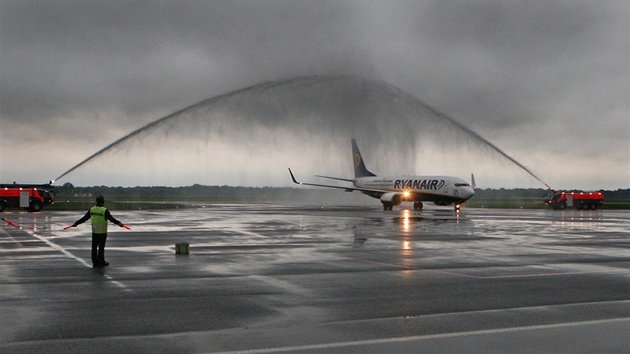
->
[90, 206, 108, 234]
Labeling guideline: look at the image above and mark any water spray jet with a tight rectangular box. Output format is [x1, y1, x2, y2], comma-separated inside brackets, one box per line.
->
[52, 75, 552, 189]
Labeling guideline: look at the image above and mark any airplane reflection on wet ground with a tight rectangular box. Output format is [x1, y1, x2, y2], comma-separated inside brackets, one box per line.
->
[1, 205, 629, 353]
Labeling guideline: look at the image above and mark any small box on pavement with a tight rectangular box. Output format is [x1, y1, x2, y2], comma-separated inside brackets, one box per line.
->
[175, 242, 189, 255]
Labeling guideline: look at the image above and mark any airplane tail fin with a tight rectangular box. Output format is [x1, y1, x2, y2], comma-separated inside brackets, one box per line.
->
[471, 173, 477, 189]
[351, 139, 376, 178]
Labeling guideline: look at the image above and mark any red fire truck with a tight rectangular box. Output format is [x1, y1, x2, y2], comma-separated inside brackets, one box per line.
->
[0, 184, 55, 212]
[543, 190, 604, 210]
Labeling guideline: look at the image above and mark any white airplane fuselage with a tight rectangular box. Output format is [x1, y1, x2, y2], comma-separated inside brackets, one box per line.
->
[354, 175, 474, 203]
[352, 175, 474, 209]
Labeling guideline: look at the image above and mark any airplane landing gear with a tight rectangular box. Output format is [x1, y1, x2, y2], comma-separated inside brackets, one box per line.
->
[413, 202, 423, 210]
[382, 202, 394, 211]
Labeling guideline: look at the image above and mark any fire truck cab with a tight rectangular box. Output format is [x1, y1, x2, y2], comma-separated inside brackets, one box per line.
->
[0, 184, 55, 212]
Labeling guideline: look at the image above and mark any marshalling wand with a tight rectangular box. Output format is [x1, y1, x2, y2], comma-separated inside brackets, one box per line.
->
[63, 224, 131, 230]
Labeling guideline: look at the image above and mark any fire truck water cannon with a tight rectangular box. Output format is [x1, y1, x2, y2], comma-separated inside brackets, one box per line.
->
[543, 190, 604, 210]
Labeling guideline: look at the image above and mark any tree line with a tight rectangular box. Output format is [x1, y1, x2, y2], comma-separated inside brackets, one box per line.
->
[52, 183, 629, 201]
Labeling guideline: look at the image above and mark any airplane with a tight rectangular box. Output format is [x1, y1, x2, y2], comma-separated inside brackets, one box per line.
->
[289, 139, 475, 211]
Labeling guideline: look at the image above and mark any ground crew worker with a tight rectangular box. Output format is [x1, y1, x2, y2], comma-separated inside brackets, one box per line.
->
[72, 195, 126, 268]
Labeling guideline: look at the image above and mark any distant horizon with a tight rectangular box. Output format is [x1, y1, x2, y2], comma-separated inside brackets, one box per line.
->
[47, 183, 629, 194]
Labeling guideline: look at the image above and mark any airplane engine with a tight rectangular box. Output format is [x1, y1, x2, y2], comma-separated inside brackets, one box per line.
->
[380, 192, 402, 206]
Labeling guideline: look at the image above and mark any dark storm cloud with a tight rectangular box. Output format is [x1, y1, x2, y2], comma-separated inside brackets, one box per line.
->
[398, 1, 628, 130]
[1, 0, 375, 121]
[2, 0, 626, 127]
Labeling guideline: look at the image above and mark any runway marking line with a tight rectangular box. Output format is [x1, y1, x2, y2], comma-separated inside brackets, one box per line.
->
[211, 317, 629, 354]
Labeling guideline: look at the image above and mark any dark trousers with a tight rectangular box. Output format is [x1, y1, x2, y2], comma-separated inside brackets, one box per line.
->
[91, 233, 108, 265]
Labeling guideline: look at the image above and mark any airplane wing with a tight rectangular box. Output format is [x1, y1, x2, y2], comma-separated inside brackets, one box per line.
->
[288, 168, 387, 195]
[315, 175, 355, 183]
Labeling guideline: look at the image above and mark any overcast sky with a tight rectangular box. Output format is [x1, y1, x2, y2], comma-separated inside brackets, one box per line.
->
[1, 0, 628, 190]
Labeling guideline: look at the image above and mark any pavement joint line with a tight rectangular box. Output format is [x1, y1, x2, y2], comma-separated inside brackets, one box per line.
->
[344, 256, 479, 278]
[345, 256, 623, 279]
[209, 317, 630, 354]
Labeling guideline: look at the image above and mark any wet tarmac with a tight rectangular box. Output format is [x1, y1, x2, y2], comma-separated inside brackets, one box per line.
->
[1, 205, 629, 353]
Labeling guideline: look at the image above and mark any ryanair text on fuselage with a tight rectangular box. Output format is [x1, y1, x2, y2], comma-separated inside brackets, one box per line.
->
[393, 179, 445, 190]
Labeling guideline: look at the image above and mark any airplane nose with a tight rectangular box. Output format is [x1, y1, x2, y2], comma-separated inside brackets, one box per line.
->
[462, 187, 475, 200]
